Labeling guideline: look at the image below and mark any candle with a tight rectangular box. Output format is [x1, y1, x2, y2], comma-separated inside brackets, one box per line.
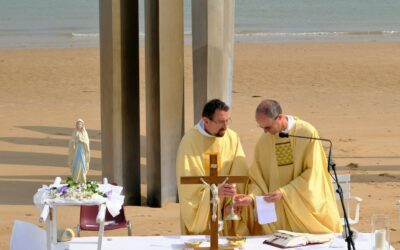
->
[374, 229, 386, 250]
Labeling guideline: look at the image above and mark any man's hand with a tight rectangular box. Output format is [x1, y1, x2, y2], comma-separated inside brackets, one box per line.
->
[218, 183, 237, 197]
[264, 190, 283, 202]
[234, 194, 253, 207]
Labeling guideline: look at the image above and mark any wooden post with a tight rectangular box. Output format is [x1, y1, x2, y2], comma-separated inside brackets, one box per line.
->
[209, 154, 218, 248]
[180, 153, 248, 250]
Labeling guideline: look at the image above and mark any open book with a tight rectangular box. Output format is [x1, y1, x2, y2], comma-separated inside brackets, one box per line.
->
[263, 230, 334, 248]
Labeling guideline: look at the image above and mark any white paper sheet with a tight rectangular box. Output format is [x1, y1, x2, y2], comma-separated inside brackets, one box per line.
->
[255, 196, 277, 224]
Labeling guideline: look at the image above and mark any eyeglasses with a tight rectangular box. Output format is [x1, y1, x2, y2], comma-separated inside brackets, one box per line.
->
[211, 118, 232, 125]
[257, 115, 279, 129]
[258, 124, 271, 130]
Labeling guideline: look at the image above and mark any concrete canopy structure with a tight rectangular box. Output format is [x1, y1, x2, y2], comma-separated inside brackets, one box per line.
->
[145, 0, 184, 207]
[192, 0, 235, 122]
[99, 0, 234, 207]
[99, 0, 141, 205]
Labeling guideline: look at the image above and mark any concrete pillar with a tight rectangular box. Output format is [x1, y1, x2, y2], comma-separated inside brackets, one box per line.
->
[192, 0, 235, 122]
[145, 0, 184, 207]
[99, 0, 141, 205]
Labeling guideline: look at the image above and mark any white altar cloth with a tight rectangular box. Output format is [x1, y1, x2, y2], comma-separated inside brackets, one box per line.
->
[33, 181, 124, 217]
[55, 234, 377, 250]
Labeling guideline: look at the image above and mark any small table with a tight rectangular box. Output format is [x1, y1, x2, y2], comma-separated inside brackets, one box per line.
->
[34, 177, 123, 250]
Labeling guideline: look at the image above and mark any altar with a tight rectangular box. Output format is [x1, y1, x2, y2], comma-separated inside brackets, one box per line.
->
[54, 234, 378, 250]
[11, 220, 393, 250]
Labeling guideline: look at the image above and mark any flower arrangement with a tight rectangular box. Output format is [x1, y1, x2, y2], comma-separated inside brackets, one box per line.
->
[48, 177, 108, 200]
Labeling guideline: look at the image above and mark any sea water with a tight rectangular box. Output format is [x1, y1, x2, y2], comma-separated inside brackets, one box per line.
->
[1, 0, 400, 49]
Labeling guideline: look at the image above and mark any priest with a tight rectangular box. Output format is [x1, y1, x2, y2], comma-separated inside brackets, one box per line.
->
[242, 99, 342, 234]
[176, 99, 252, 236]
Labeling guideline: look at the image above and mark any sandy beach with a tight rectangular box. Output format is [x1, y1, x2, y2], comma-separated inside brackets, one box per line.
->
[1, 42, 400, 249]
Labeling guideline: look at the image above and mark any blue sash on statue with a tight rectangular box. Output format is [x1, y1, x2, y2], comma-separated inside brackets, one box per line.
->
[72, 143, 86, 177]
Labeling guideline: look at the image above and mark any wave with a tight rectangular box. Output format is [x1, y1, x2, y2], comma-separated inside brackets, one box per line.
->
[348, 31, 400, 36]
[71, 33, 99, 38]
[4, 30, 398, 39]
[235, 30, 400, 37]
[383, 30, 400, 35]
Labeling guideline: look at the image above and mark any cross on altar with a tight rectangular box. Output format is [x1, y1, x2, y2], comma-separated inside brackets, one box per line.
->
[180, 153, 249, 250]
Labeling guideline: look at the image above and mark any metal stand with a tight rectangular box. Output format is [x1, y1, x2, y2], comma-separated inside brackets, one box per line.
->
[331, 163, 356, 250]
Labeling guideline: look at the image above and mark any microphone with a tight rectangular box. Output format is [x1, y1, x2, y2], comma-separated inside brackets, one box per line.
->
[278, 132, 333, 172]
[278, 132, 289, 138]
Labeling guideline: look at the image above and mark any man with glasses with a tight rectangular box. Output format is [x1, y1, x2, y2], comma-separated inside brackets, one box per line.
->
[176, 99, 252, 236]
[236, 99, 342, 234]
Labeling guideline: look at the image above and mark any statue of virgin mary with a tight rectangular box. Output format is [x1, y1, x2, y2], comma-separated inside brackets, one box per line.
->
[68, 119, 90, 183]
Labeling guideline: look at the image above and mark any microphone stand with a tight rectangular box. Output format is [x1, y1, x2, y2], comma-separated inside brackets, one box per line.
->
[279, 133, 356, 250]
[331, 162, 356, 250]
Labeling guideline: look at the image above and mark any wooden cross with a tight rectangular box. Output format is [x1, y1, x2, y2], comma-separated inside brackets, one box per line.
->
[180, 153, 248, 250]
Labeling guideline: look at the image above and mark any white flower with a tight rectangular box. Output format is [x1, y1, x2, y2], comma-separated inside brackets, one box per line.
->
[47, 179, 104, 201]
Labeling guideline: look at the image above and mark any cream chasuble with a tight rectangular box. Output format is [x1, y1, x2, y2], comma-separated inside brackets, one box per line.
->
[176, 127, 253, 236]
[249, 118, 342, 234]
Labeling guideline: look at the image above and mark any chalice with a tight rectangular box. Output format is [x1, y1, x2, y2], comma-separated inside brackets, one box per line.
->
[224, 184, 241, 221]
